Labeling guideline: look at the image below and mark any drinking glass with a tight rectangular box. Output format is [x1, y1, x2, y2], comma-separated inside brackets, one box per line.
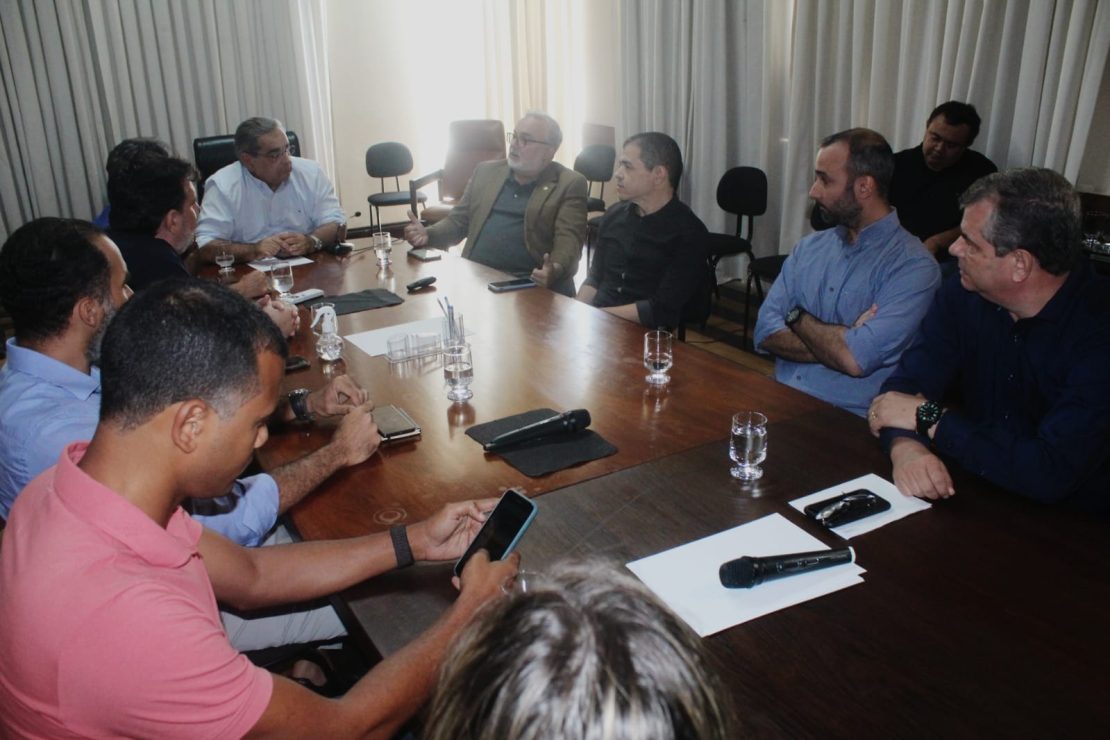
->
[730, 411, 768, 481]
[271, 262, 294, 300]
[643, 330, 673, 385]
[373, 231, 393, 266]
[443, 344, 474, 402]
[215, 249, 234, 275]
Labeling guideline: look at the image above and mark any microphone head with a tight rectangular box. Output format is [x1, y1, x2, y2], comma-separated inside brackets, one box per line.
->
[719, 556, 760, 588]
[566, 409, 591, 431]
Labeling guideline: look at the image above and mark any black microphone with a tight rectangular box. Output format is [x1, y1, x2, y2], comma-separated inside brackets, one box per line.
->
[719, 546, 855, 588]
[483, 409, 591, 452]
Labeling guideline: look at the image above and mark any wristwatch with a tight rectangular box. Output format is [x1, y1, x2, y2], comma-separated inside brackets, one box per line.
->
[916, 400, 943, 437]
[288, 388, 314, 422]
[786, 306, 805, 328]
[308, 235, 323, 253]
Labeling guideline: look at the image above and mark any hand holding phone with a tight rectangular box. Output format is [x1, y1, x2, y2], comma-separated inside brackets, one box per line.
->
[454, 489, 538, 576]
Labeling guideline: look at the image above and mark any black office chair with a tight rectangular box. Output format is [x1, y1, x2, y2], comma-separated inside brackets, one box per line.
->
[192, 131, 301, 200]
[701, 167, 767, 339]
[365, 142, 425, 231]
[574, 145, 616, 266]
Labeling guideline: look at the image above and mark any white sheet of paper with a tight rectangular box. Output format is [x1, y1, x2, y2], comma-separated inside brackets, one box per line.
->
[345, 318, 474, 357]
[789, 473, 930, 539]
[248, 256, 315, 272]
[627, 513, 864, 637]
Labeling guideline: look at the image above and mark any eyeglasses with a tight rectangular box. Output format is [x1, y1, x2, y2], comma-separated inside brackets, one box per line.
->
[253, 144, 294, 161]
[507, 131, 553, 147]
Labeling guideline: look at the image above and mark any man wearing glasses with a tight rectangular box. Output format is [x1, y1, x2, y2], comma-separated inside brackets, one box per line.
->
[404, 112, 587, 296]
[196, 116, 345, 263]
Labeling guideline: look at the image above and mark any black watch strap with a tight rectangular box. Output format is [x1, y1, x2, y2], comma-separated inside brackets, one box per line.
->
[390, 525, 414, 568]
[288, 388, 313, 422]
[916, 400, 943, 437]
[786, 306, 805, 328]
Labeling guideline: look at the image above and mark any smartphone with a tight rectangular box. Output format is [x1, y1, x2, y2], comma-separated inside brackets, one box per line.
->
[804, 489, 891, 527]
[284, 355, 310, 372]
[408, 248, 442, 262]
[454, 489, 538, 577]
[488, 278, 537, 293]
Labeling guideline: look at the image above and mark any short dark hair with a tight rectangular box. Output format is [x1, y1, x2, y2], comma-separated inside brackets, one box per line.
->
[424, 558, 736, 739]
[820, 127, 895, 199]
[235, 117, 283, 156]
[959, 168, 1081, 276]
[98, 279, 287, 430]
[105, 137, 171, 179]
[927, 101, 983, 145]
[0, 218, 109, 344]
[108, 153, 198, 235]
[625, 132, 684, 190]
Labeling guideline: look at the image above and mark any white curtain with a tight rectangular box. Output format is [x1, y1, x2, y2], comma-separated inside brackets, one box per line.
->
[621, 0, 1110, 282]
[0, 0, 330, 242]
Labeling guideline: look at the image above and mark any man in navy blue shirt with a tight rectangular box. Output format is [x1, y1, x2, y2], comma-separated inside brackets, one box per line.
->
[868, 168, 1110, 513]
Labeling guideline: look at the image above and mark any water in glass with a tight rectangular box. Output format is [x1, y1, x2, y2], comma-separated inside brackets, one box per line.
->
[444, 345, 474, 402]
[730, 411, 768, 481]
[643, 330, 673, 385]
[271, 264, 294, 297]
[215, 252, 234, 272]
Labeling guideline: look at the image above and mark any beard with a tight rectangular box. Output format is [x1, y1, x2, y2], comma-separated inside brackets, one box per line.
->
[816, 185, 863, 230]
[86, 299, 117, 366]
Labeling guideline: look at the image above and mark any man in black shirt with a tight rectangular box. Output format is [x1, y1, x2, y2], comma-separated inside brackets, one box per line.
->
[577, 132, 708, 328]
[888, 101, 997, 260]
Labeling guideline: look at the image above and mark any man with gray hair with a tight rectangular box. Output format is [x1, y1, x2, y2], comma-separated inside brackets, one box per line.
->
[404, 112, 587, 296]
[196, 116, 345, 262]
[869, 168, 1110, 513]
[755, 127, 940, 417]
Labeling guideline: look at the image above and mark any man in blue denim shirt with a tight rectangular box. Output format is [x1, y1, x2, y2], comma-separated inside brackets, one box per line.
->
[868, 169, 1110, 513]
[755, 128, 940, 417]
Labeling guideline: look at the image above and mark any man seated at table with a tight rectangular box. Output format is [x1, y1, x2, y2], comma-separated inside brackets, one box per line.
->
[93, 136, 170, 228]
[576, 131, 709, 328]
[0, 278, 517, 738]
[423, 557, 736, 739]
[0, 219, 380, 650]
[868, 168, 1110, 513]
[754, 128, 940, 417]
[403, 112, 587, 296]
[196, 116, 345, 262]
[107, 149, 298, 336]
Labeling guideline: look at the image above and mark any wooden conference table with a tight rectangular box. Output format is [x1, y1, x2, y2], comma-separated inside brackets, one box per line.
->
[249, 244, 1109, 738]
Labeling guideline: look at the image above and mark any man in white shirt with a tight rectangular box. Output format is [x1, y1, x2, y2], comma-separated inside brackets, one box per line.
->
[196, 117, 345, 262]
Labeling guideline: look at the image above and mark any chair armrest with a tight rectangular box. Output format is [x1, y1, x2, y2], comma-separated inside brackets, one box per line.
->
[409, 169, 444, 215]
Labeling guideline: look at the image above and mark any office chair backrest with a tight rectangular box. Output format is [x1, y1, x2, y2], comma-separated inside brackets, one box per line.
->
[365, 142, 414, 180]
[193, 130, 301, 185]
[441, 120, 506, 204]
[716, 166, 767, 240]
[574, 145, 616, 183]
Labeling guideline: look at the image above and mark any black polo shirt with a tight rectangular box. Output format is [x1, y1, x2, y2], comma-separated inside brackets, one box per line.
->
[889, 144, 997, 245]
[107, 230, 189, 291]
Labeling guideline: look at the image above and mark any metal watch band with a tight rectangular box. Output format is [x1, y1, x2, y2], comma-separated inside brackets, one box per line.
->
[390, 525, 414, 569]
[288, 388, 313, 421]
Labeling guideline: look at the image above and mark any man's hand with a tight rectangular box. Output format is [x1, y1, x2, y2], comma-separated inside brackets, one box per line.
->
[404, 211, 429, 247]
[275, 231, 313, 257]
[234, 269, 271, 300]
[868, 391, 923, 436]
[306, 375, 370, 418]
[328, 403, 380, 467]
[255, 235, 288, 259]
[258, 295, 299, 338]
[890, 437, 954, 500]
[453, 549, 520, 603]
[530, 252, 562, 289]
[408, 498, 499, 562]
[853, 303, 878, 328]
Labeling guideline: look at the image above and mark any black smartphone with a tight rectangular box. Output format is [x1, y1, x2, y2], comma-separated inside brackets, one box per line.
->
[488, 278, 537, 293]
[804, 489, 891, 527]
[408, 248, 442, 262]
[454, 489, 538, 577]
[284, 355, 310, 372]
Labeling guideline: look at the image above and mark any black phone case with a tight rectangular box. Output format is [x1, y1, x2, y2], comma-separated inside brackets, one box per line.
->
[804, 489, 891, 527]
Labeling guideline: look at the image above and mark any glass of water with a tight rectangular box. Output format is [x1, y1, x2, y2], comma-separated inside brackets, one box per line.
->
[270, 262, 294, 300]
[643, 330, 673, 385]
[730, 411, 768, 481]
[215, 249, 234, 275]
[373, 231, 393, 266]
[443, 344, 474, 403]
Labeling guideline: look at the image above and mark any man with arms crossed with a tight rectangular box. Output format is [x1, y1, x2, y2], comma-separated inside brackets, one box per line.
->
[869, 168, 1110, 513]
[404, 112, 587, 296]
[577, 132, 709, 328]
[196, 116, 346, 262]
[754, 128, 940, 417]
[0, 279, 517, 737]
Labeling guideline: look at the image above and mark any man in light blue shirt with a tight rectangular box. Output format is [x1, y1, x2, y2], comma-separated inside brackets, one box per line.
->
[0, 218, 380, 649]
[754, 128, 940, 417]
[196, 116, 346, 263]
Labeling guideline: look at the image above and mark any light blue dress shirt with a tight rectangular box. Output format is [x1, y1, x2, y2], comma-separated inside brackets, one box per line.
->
[753, 210, 940, 417]
[0, 338, 279, 543]
[195, 158, 345, 247]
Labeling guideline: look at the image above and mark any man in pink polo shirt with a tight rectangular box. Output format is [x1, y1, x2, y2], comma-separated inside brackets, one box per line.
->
[0, 279, 517, 738]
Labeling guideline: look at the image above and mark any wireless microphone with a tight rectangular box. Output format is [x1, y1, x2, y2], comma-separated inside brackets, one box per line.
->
[483, 409, 591, 452]
[719, 547, 855, 588]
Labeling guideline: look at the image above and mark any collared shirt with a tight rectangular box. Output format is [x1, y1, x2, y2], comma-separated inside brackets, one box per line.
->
[585, 197, 709, 328]
[0, 443, 273, 737]
[107, 229, 189, 291]
[195, 157, 344, 247]
[880, 266, 1110, 512]
[0, 338, 279, 541]
[889, 144, 997, 245]
[754, 210, 940, 417]
[468, 176, 541, 277]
